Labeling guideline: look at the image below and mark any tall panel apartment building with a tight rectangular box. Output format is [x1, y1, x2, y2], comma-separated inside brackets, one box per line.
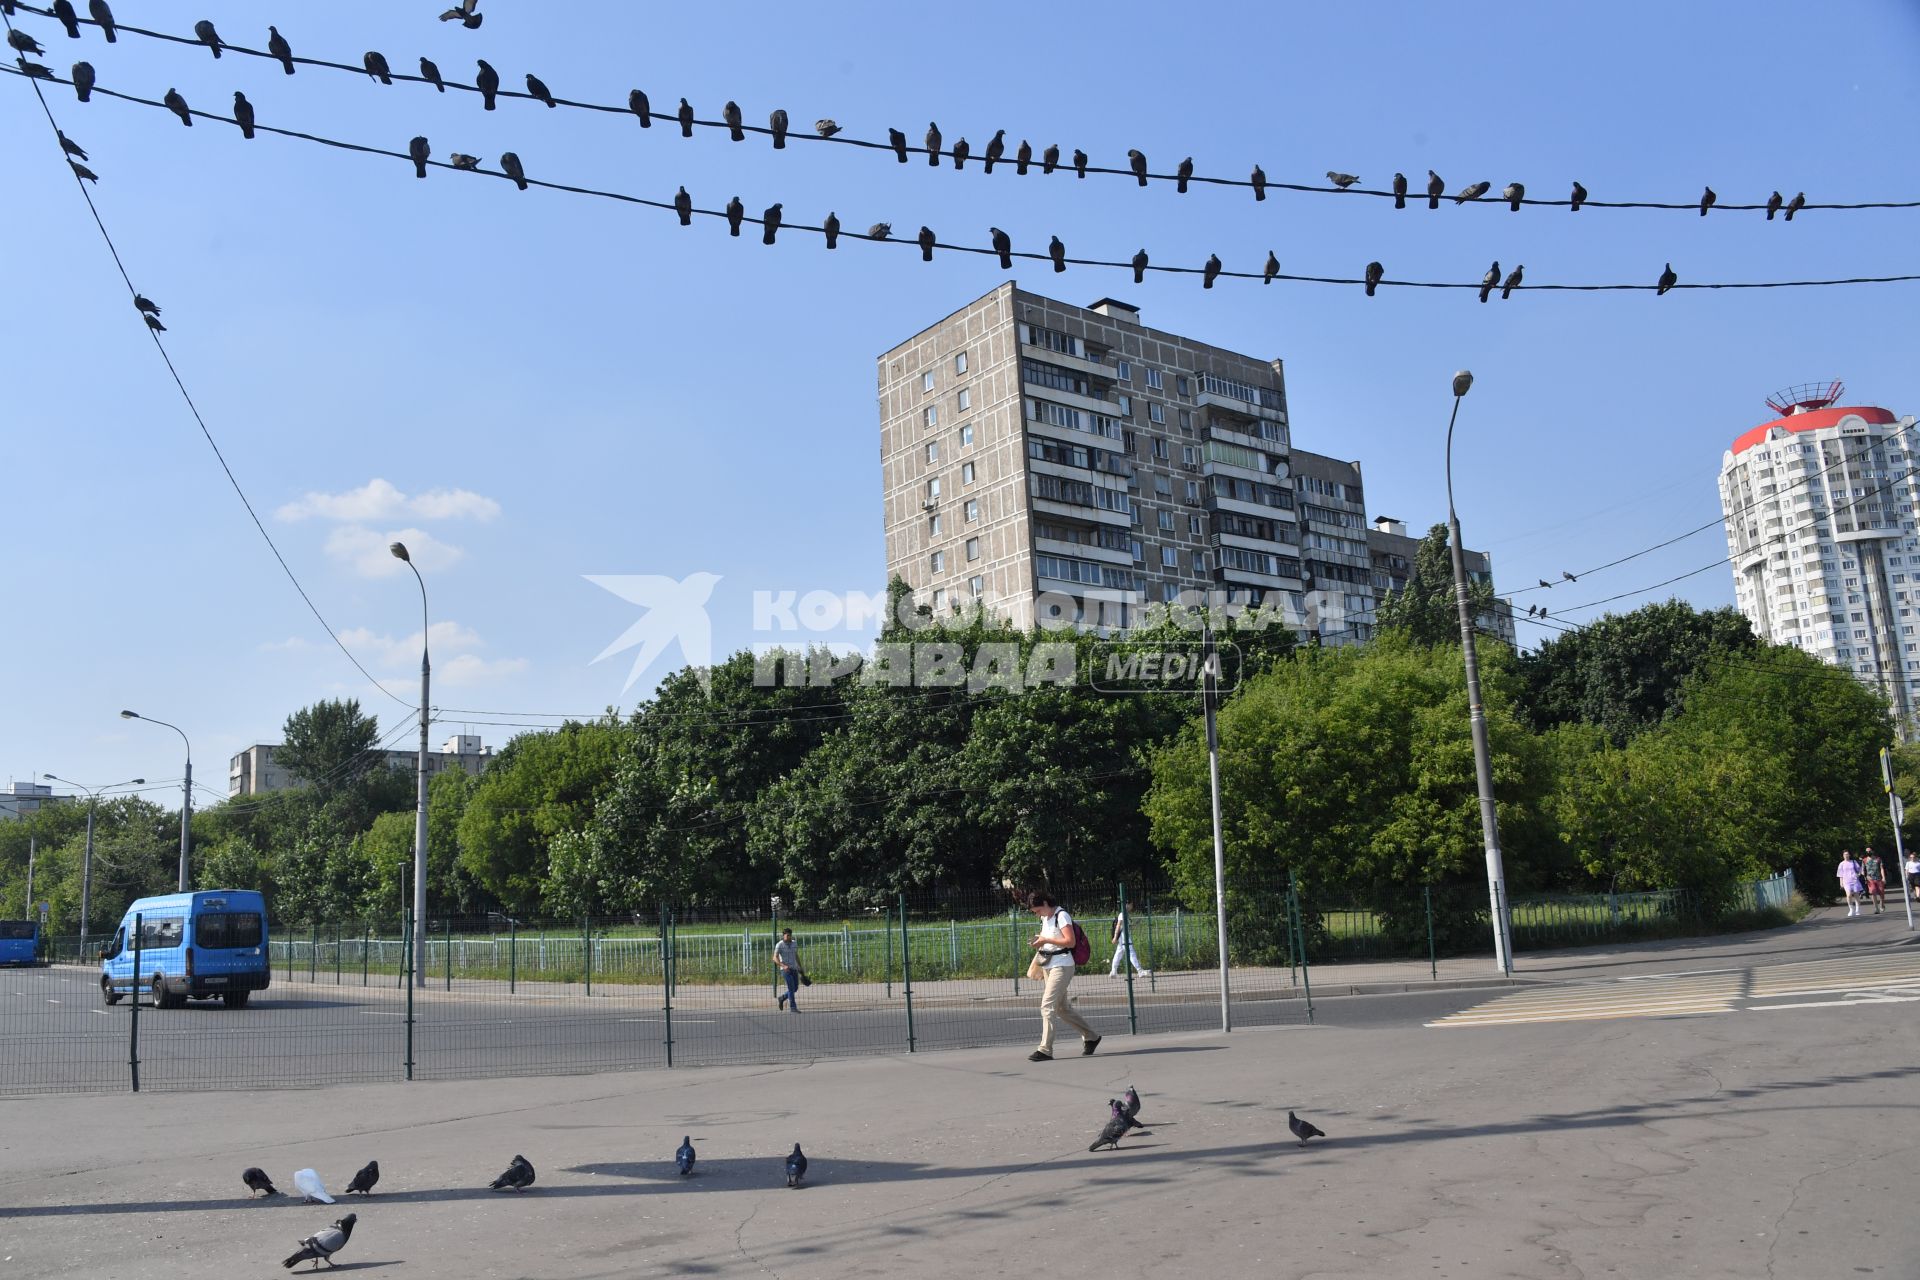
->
[878, 284, 1512, 642]
[1719, 382, 1920, 726]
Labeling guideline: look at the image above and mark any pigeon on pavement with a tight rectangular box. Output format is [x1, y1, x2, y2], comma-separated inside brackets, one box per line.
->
[489, 1154, 535, 1191]
[283, 1213, 356, 1270]
[785, 1143, 807, 1188]
[1122, 1086, 1143, 1121]
[242, 1167, 280, 1197]
[343, 1160, 379, 1195]
[1090, 1109, 1130, 1151]
[1111, 1099, 1144, 1132]
[677, 1137, 695, 1176]
[293, 1168, 333, 1204]
[1288, 1111, 1326, 1147]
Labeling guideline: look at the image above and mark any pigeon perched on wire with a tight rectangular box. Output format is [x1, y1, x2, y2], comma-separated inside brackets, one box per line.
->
[143, 313, 166, 333]
[1176, 157, 1193, 193]
[1503, 182, 1525, 211]
[1252, 164, 1267, 201]
[475, 60, 499, 110]
[924, 121, 941, 166]
[1364, 261, 1383, 297]
[450, 152, 480, 171]
[1203, 254, 1222, 289]
[242, 1167, 280, 1198]
[1127, 149, 1148, 186]
[1326, 171, 1360, 190]
[1561, 570, 1577, 582]
[232, 92, 254, 139]
[1073, 149, 1088, 179]
[629, 89, 650, 124]
[1500, 264, 1523, 300]
[674, 186, 692, 225]
[192, 19, 222, 58]
[866, 222, 890, 240]
[488, 1154, 535, 1191]
[1569, 180, 1587, 212]
[293, 1169, 333, 1204]
[950, 136, 969, 170]
[1698, 186, 1715, 217]
[283, 1213, 356, 1271]
[1288, 1111, 1326, 1147]
[364, 51, 393, 85]
[267, 26, 293, 74]
[440, 0, 482, 28]
[343, 1161, 379, 1196]
[726, 196, 744, 236]
[1016, 139, 1032, 174]
[1392, 172, 1407, 209]
[1042, 143, 1059, 175]
[17, 57, 53, 77]
[769, 109, 788, 149]
[1656, 263, 1677, 296]
[1538, 578, 1553, 589]
[10, 28, 46, 56]
[1479, 261, 1501, 304]
[58, 130, 87, 161]
[409, 136, 430, 178]
[1090, 1108, 1130, 1152]
[500, 152, 526, 191]
[526, 74, 555, 108]
[1263, 251, 1280, 285]
[1454, 180, 1490, 204]
[1049, 236, 1066, 273]
[785, 1143, 807, 1188]
[420, 57, 443, 91]
[723, 100, 742, 141]
[823, 212, 839, 249]
[52, 1, 80, 38]
[1426, 169, 1444, 210]
[1784, 192, 1804, 221]
[676, 1137, 696, 1176]
[71, 61, 94, 100]
[991, 227, 1012, 270]
[164, 88, 192, 127]
[761, 203, 781, 245]
[814, 118, 840, 138]
[984, 129, 1005, 173]
[88, 0, 114, 42]
[1765, 191, 1782, 221]
[677, 98, 694, 137]
[1131, 249, 1148, 285]
[918, 225, 935, 262]
[888, 128, 907, 162]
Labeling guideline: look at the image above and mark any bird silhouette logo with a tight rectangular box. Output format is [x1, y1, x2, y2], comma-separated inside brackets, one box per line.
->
[585, 573, 722, 694]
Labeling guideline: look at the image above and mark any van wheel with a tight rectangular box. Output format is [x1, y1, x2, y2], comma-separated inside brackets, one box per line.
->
[102, 979, 122, 1006]
[154, 976, 183, 1009]
[222, 990, 250, 1009]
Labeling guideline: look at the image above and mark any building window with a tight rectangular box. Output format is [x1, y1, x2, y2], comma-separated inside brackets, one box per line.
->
[924, 405, 938, 428]
[1162, 546, 1178, 568]
[1186, 480, 1201, 503]
[1117, 394, 1133, 417]
[1131, 539, 1143, 563]
[1158, 510, 1175, 531]
[923, 371, 936, 394]
[966, 537, 980, 562]
[933, 587, 947, 609]
[969, 575, 984, 596]
[957, 387, 972, 413]
[1189, 515, 1203, 535]
[926, 441, 940, 463]
[1152, 438, 1171, 460]
[1149, 402, 1166, 424]
[931, 550, 946, 573]
[954, 351, 968, 375]
[1183, 445, 1201, 466]
[960, 424, 974, 447]
[1155, 475, 1174, 497]
[962, 461, 976, 485]
[1192, 550, 1207, 572]
[1179, 409, 1192, 432]
[1162, 582, 1180, 603]
[1146, 368, 1164, 390]
[1175, 375, 1189, 397]
[927, 477, 941, 500]
[1115, 360, 1132, 382]
[929, 513, 942, 535]
[964, 499, 979, 522]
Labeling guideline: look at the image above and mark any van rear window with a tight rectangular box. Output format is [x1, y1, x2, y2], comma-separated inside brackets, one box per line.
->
[0, 921, 36, 940]
[196, 912, 263, 948]
[138, 917, 185, 949]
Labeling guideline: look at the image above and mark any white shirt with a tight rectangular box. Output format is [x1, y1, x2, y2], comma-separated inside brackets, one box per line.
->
[1038, 909, 1077, 969]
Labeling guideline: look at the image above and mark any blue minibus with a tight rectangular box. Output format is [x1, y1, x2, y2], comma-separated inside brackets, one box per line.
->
[99, 890, 271, 1008]
[0, 919, 41, 966]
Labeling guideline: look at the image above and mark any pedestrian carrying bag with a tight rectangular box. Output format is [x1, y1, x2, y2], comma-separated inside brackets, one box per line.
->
[1045, 911, 1092, 966]
[800, 973, 812, 987]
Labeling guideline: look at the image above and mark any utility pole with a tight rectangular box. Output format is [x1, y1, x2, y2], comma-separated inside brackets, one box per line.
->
[1881, 748, 1914, 931]
[1202, 626, 1231, 1032]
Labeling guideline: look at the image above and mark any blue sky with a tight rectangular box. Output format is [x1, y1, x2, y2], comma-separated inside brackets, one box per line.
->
[3, 1, 1916, 798]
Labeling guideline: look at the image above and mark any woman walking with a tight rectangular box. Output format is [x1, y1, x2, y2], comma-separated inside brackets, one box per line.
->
[1837, 849, 1867, 917]
[1108, 907, 1151, 977]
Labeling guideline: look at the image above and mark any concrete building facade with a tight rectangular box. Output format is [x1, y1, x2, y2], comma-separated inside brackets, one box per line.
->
[228, 734, 494, 797]
[1719, 383, 1920, 726]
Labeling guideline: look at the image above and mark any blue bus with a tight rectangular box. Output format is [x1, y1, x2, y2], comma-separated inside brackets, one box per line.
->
[0, 920, 41, 966]
[100, 890, 271, 1009]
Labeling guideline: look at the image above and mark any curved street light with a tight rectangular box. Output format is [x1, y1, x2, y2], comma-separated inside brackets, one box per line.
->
[1442, 372, 1515, 975]
[391, 541, 430, 988]
[42, 773, 144, 946]
[121, 710, 192, 892]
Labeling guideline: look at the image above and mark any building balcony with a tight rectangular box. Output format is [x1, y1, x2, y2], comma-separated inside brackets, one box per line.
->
[1034, 536, 1133, 566]
[1207, 493, 1294, 520]
[1018, 336, 1111, 380]
[1031, 495, 1131, 528]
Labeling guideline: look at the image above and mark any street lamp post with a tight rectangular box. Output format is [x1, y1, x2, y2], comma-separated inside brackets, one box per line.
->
[1442, 371, 1515, 975]
[43, 773, 144, 949]
[391, 541, 430, 989]
[120, 710, 192, 892]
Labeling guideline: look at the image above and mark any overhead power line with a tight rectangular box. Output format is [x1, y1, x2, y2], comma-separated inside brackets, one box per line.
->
[9, 3, 1915, 217]
[0, 28, 414, 711]
[12, 67, 1920, 298]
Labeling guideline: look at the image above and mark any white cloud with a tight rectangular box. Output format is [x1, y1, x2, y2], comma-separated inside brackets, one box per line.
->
[337, 620, 484, 668]
[438, 654, 531, 685]
[258, 636, 311, 653]
[277, 479, 499, 524]
[325, 526, 465, 578]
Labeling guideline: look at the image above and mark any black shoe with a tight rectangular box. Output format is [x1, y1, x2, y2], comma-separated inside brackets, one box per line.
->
[776, 994, 786, 1008]
[1082, 1036, 1102, 1056]
[1028, 1050, 1052, 1062]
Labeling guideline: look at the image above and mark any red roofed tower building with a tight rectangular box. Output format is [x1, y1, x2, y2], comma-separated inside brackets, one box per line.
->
[1720, 382, 1919, 728]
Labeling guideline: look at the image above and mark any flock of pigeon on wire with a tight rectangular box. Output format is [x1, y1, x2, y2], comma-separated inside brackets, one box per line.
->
[214, 1086, 1326, 1269]
[8, 0, 1919, 300]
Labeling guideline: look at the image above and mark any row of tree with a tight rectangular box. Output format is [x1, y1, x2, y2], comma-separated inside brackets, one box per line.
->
[3, 533, 1904, 929]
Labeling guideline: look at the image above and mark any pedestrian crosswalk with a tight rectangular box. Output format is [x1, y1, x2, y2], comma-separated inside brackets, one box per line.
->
[1428, 948, 1920, 1028]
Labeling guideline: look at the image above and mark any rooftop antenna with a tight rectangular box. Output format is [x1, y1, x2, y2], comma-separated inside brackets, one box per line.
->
[1766, 380, 1845, 417]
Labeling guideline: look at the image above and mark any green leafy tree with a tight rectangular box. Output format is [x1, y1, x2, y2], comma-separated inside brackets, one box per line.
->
[1375, 523, 1491, 647]
[1519, 600, 1757, 741]
[275, 698, 383, 789]
[457, 719, 628, 912]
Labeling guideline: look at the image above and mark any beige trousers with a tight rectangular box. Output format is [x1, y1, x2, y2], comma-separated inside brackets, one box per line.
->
[1036, 964, 1098, 1054]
